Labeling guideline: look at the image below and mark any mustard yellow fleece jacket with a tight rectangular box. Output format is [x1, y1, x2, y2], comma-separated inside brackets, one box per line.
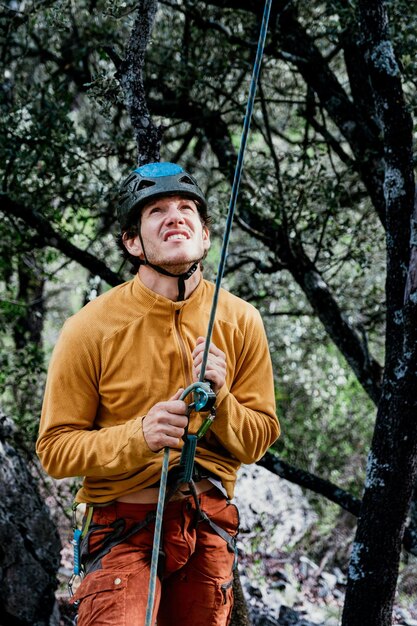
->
[37, 274, 279, 503]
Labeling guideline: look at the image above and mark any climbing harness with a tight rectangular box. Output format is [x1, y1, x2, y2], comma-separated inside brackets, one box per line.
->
[145, 0, 273, 623]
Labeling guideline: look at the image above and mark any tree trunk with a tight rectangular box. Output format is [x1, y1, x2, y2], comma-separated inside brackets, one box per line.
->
[341, 1, 417, 624]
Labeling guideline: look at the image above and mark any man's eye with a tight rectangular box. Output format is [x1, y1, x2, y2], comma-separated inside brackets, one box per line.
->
[181, 205, 194, 213]
[149, 207, 161, 214]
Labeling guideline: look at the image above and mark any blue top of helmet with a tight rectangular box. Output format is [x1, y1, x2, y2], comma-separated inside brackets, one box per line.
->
[134, 162, 184, 178]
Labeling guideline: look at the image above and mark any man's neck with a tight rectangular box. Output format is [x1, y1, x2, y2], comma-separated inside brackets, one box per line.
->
[138, 264, 202, 301]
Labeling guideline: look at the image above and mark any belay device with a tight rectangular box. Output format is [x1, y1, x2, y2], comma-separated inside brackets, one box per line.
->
[144, 0, 274, 624]
[178, 381, 217, 483]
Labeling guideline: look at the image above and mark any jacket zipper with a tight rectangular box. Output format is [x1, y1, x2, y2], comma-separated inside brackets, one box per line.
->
[174, 309, 192, 387]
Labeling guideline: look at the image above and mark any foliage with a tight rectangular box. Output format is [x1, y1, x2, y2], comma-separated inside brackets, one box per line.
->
[0, 0, 416, 512]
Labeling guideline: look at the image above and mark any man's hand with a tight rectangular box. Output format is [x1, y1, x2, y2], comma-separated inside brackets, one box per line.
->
[192, 337, 226, 395]
[142, 389, 188, 452]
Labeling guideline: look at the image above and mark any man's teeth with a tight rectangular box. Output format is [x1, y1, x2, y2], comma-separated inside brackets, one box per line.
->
[167, 234, 187, 241]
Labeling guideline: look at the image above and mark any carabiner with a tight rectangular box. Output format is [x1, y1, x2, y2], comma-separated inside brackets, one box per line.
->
[180, 381, 216, 412]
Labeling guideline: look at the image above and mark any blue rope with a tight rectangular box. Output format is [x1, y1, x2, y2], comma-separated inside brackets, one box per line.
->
[144, 446, 169, 626]
[144, 383, 203, 626]
[144, 2, 272, 623]
[199, 0, 273, 382]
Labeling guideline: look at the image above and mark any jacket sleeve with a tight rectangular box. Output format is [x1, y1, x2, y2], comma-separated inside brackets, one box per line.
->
[36, 318, 156, 479]
[210, 308, 280, 464]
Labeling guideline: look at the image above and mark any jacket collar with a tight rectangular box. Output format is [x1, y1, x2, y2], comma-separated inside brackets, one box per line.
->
[132, 272, 205, 313]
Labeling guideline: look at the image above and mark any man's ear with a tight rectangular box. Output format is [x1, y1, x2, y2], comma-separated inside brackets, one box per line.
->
[122, 232, 144, 259]
[202, 225, 211, 253]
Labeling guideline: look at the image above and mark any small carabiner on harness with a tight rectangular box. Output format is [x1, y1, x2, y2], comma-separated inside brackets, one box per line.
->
[68, 504, 83, 598]
[68, 503, 94, 599]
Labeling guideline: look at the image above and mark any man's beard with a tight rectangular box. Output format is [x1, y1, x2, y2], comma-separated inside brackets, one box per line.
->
[153, 257, 201, 275]
[144, 245, 204, 275]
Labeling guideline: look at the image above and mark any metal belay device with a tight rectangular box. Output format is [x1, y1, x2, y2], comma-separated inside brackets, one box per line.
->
[177, 381, 217, 482]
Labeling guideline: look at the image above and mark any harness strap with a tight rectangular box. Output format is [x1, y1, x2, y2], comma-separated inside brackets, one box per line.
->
[81, 511, 156, 575]
[80, 497, 237, 575]
[187, 482, 238, 569]
[199, 511, 238, 564]
[82, 504, 94, 538]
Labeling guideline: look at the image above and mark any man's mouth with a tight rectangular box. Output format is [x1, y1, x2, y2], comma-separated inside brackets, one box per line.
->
[164, 231, 190, 241]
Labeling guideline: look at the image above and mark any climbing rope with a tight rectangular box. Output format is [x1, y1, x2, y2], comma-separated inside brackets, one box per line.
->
[199, 0, 273, 382]
[145, 1, 273, 623]
[144, 381, 215, 626]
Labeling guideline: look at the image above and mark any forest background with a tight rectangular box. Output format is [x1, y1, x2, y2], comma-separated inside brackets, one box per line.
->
[1, 1, 417, 625]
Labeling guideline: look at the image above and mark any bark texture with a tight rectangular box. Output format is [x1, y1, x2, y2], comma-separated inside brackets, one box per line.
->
[341, 1, 417, 624]
[117, 0, 162, 165]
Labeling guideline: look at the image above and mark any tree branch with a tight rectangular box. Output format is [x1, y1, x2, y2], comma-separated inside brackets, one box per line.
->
[147, 89, 384, 403]
[117, 0, 162, 165]
[3, 196, 123, 287]
[258, 451, 417, 556]
[201, 0, 386, 225]
[258, 451, 361, 516]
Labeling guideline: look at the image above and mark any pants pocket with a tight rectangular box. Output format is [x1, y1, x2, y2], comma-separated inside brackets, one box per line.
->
[157, 575, 235, 626]
[71, 570, 128, 626]
[221, 577, 234, 606]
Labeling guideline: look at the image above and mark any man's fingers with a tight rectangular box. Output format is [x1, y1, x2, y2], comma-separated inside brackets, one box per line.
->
[192, 338, 226, 361]
[169, 388, 184, 401]
[163, 400, 187, 416]
[164, 436, 183, 449]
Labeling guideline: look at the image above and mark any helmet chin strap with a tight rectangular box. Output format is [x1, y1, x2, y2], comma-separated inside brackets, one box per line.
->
[144, 260, 199, 301]
[138, 232, 200, 301]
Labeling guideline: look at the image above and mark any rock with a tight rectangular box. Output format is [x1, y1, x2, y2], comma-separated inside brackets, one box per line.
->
[0, 410, 61, 625]
[278, 605, 319, 625]
[394, 607, 417, 626]
[234, 465, 318, 551]
[320, 572, 337, 590]
[299, 556, 319, 579]
[332, 566, 347, 585]
[233, 464, 343, 626]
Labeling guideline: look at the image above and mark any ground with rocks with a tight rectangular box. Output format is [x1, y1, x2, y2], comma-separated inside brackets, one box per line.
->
[233, 465, 417, 626]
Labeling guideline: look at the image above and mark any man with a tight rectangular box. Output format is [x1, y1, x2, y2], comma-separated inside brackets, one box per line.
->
[37, 162, 279, 626]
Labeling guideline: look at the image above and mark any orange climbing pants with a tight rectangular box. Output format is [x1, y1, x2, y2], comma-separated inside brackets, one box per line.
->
[71, 488, 239, 626]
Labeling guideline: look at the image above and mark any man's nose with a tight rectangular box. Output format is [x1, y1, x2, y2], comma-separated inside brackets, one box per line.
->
[165, 206, 185, 223]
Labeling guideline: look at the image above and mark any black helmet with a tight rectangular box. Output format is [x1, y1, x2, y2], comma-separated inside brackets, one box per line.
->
[117, 162, 208, 227]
